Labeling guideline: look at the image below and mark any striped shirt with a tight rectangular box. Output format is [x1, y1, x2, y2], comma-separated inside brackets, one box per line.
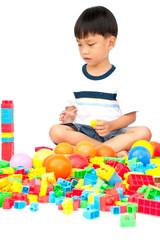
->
[66, 64, 137, 125]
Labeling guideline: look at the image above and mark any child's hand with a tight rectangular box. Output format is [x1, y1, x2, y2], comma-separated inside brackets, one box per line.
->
[59, 108, 77, 123]
[94, 120, 112, 137]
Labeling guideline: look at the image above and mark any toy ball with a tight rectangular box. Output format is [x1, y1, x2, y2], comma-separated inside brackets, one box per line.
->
[153, 143, 160, 157]
[128, 146, 151, 165]
[96, 145, 116, 157]
[150, 141, 159, 157]
[10, 153, 32, 169]
[74, 141, 96, 158]
[132, 140, 153, 157]
[68, 154, 88, 169]
[54, 142, 74, 155]
[32, 149, 54, 168]
[45, 154, 72, 179]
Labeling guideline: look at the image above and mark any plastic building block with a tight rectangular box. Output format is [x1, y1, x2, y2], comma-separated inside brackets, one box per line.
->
[138, 198, 160, 216]
[72, 188, 84, 197]
[127, 203, 138, 213]
[100, 194, 115, 211]
[83, 208, 100, 219]
[110, 206, 120, 214]
[0, 159, 10, 168]
[14, 201, 27, 209]
[144, 184, 160, 199]
[120, 213, 136, 227]
[62, 197, 73, 214]
[21, 185, 30, 194]
[127, 174, 155, 191]
[38, 196, 49, 203]
[2, 197, 13, 209]
[80, 200, 88, 208]
[49, 191, 55, 203]
[30, 202, 39, 212]
[83, 173, 98, 186]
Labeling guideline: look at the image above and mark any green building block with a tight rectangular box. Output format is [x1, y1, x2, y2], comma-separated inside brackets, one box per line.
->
[84, 166, 92, 174]
[0, 159, 10, 168]
[127, 157, 138, 170]
[120, 214, 136, 227]
[137, 185, 148, 194]
[127, 203, 138, 213]
[80, 200, 88, 208]
[0, 192, 12, 207]
[104, 157, 125, 164]
[144, 184, 160, 199]
[74, 169, 86, 178]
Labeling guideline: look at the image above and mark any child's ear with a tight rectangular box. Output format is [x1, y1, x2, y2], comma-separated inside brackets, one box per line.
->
[107, 36, 116, 50]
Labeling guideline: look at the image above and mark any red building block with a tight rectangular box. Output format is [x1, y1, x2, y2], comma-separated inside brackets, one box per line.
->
[65, 192, 72, 198]
[100, 194, 115, 212]
[127, 174, 155, 191]
[73, 201, 79, 211]
[2, 197, 14, 209]
[28, 179, 41, 195]
[72, 188, 84, 197]
[105, 160, 119, 168]
[138, 198, 160, 216]
[1, 142, 14, 161]
[104, 188, 120, 202]
[1, 123, 14, 132]
[12, 192, 29, 205]
[1, 100, 14, 108]
[58, 203, 63, 210]
[115, 162, 130, 179]
[38, 196, 49, 203]
[46, 182, 54, 196]
[128, 192, 144, 203]
[73, 199, 81, 208]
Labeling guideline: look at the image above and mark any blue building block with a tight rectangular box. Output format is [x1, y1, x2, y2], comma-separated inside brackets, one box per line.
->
[81, 190, 95, 200]
[86, 203, 97, 210]
[131, 162, 157, 174]
[83, 209, 100, 220]
[55, 196, 65, 205]
[14, 201, 27, 209]
[107, 171, 122, 186]
[49, 191, 56, 203]
[93, 193, 105, 210]
[1, 108, 14, 114]
[110, 206, 120, 215]
[83, 173, 98, 186]
[154, 196, 160, 201]
[71, 179, 78, 189]
[116, 188, 123, 200]
[1, 137, 14, 142]
[21, 185, 30, 194]
[30, 202, 39, 212]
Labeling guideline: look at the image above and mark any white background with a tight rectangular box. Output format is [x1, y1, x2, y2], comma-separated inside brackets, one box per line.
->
[0, 0, 160, 238]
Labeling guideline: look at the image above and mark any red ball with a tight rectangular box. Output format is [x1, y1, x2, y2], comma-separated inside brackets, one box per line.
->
[45, 154, 72, 179]
[68, 154, 88, 169]
[154, 143, 160, 157]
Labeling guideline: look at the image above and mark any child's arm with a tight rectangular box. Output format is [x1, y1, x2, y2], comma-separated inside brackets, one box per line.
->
[94, 112, 136, 137]
[59, 106, 77, 123]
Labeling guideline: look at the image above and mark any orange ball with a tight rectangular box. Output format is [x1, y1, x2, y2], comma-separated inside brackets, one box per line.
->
[54, 142, 74, 155]
[96, 145, 116, 157]
[150, 141, 159, 157]
[45, 154, 72, 179]
[74, 141, 96, 158]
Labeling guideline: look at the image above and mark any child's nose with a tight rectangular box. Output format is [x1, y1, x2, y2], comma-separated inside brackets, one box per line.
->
[82, 46, 89, 55]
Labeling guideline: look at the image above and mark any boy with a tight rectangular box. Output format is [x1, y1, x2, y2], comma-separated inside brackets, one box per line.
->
[49, 6, 151, 157]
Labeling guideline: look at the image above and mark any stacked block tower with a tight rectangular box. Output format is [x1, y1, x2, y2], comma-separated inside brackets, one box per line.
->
[1, 100, 14, 161]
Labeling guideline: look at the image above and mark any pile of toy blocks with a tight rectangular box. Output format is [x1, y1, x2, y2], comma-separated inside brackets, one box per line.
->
[1, 153, 160, 228]
[1, 100, 14, 161]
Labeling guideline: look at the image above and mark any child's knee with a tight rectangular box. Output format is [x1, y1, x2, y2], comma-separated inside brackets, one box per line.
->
[136, 126, 152, 141]
[49, 124, 62, 143]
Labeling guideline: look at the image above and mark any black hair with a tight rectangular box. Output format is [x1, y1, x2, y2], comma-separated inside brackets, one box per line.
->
[74, 6, 118, 39]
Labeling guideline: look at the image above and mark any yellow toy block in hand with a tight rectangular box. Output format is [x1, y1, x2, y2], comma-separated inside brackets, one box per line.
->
[90, 120, 99, 127]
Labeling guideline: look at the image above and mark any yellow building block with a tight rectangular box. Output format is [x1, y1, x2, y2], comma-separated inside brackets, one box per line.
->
[1, 167, 15, 175]
[8, 174, 22, 180]
[1, 132, 14, 138]
[27, 194, 38, 204]
[62, 198, 73, 215]
[0, 177, 10, 189]
[88, 192, 99, 203]
[145, 168, 160, 177]
[90, 120, 98, 127]
[10, 180, 22, 193]
[115, 201, 127, 206]
[75, 179, 83, 188]
[41, 172, 56, 183]
[39, 179, 48, 197]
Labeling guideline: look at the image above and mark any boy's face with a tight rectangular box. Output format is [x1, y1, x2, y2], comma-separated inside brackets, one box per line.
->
[76, 34, 116, 67]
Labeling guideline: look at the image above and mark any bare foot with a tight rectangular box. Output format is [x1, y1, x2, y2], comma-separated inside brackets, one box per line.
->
[116, 150, 128, 158]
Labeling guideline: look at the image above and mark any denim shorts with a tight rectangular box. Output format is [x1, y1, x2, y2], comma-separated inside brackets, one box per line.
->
[62, 123, 128, 143]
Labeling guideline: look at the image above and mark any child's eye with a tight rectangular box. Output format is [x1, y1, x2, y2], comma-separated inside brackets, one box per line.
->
[88, 43, 95, 46]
